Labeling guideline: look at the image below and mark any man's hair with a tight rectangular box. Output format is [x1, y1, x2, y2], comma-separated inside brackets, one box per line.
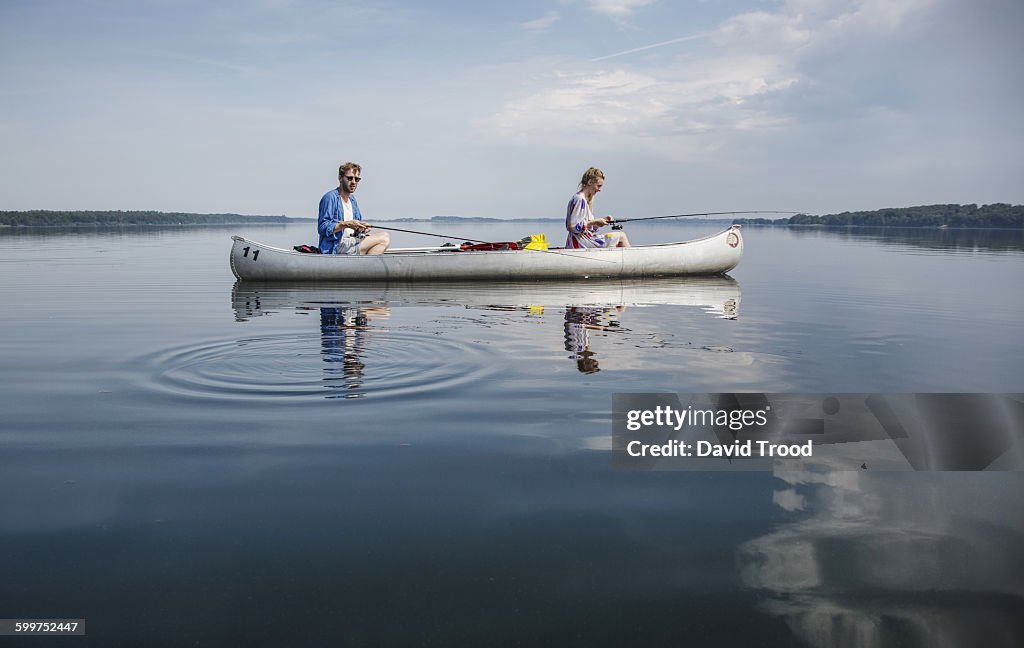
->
[339, 162, 362, 176]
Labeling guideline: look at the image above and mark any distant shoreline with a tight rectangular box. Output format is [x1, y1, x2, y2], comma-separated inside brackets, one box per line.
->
[1, 204, 1021, 229]
[0, 210, 293, 228]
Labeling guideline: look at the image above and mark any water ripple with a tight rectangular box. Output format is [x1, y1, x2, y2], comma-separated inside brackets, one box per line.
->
[135, 329, 498, 402]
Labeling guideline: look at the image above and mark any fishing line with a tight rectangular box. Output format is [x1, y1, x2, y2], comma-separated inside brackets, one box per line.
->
[614, 211, 800, 224]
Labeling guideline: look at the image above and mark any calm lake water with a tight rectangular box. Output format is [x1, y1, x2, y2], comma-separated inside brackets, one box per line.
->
[1, 222, 1022, 646]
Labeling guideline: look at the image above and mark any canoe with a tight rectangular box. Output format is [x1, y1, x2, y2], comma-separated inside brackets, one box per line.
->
[229, 225, 743, 282]
[231, 276, 742, 321]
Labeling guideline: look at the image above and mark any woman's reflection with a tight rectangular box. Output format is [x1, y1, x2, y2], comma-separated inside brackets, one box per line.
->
[563, 305, 625, 374]
[319, 306, 389, 398]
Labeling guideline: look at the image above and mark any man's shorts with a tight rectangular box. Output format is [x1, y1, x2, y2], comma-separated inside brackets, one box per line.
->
[336, 236, 362, 255]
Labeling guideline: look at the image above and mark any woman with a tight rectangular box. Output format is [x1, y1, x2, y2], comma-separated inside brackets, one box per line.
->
[565, 167, 631, 249]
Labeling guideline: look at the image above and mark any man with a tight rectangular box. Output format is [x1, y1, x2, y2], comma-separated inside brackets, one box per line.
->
[317, 162, 390, 255]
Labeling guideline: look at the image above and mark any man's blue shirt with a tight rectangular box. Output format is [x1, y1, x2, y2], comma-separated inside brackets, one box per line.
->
[318, 189, 363, 254]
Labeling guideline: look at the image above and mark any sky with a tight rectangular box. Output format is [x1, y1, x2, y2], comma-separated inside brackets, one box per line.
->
[1, 0, 1021, 219]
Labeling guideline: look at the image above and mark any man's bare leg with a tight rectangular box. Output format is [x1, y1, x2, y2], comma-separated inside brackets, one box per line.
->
[359, 232, 391, 255]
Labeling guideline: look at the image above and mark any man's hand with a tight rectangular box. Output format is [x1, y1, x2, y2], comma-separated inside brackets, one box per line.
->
[335, 220, 371, 234]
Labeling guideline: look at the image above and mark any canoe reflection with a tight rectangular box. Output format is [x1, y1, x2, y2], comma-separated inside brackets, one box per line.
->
[231, 277, 740, 380]
[232, 277, 740, 319]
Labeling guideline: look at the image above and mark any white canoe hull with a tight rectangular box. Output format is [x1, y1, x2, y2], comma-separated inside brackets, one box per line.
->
[229, 225, 743, 282]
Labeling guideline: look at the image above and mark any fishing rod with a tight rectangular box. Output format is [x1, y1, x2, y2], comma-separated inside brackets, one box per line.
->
[369, 224, 619, 264]
[368, 224, 490, 245]
[614, 211, 801, 224]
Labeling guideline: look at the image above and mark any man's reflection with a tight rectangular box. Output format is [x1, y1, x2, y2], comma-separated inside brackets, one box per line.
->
[563, 306, 625, 374]
[319, 306, 389, 398]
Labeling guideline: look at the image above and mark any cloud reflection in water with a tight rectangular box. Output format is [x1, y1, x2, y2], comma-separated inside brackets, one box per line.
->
[739, 466, 1024, 647]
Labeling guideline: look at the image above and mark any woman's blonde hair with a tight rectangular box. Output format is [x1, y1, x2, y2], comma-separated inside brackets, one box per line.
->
[578, 167, 605, 209]
[578, 167, 605, 191]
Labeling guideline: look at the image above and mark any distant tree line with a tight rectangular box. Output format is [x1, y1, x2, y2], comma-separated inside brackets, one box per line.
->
[5, 204, 1021, 228]
[735, 204, 1022, 228]
[0, 210, 292, 226]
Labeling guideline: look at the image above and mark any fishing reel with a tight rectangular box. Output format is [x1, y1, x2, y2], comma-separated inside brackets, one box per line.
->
[611, 223, 624, 231]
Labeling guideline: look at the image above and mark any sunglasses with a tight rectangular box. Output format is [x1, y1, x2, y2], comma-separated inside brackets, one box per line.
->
[342, 176, 362, 183]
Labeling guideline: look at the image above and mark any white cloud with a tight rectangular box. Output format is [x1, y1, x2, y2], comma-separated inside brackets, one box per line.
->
[586, 0, 657, 18]
[772, 488, 807, 512]
[491, 69, 666, 140]
[484, 0, 940, 164]
[714, 0, 936, 51]
[485, 55, 798, 160]
[523, 11, 560, 31]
